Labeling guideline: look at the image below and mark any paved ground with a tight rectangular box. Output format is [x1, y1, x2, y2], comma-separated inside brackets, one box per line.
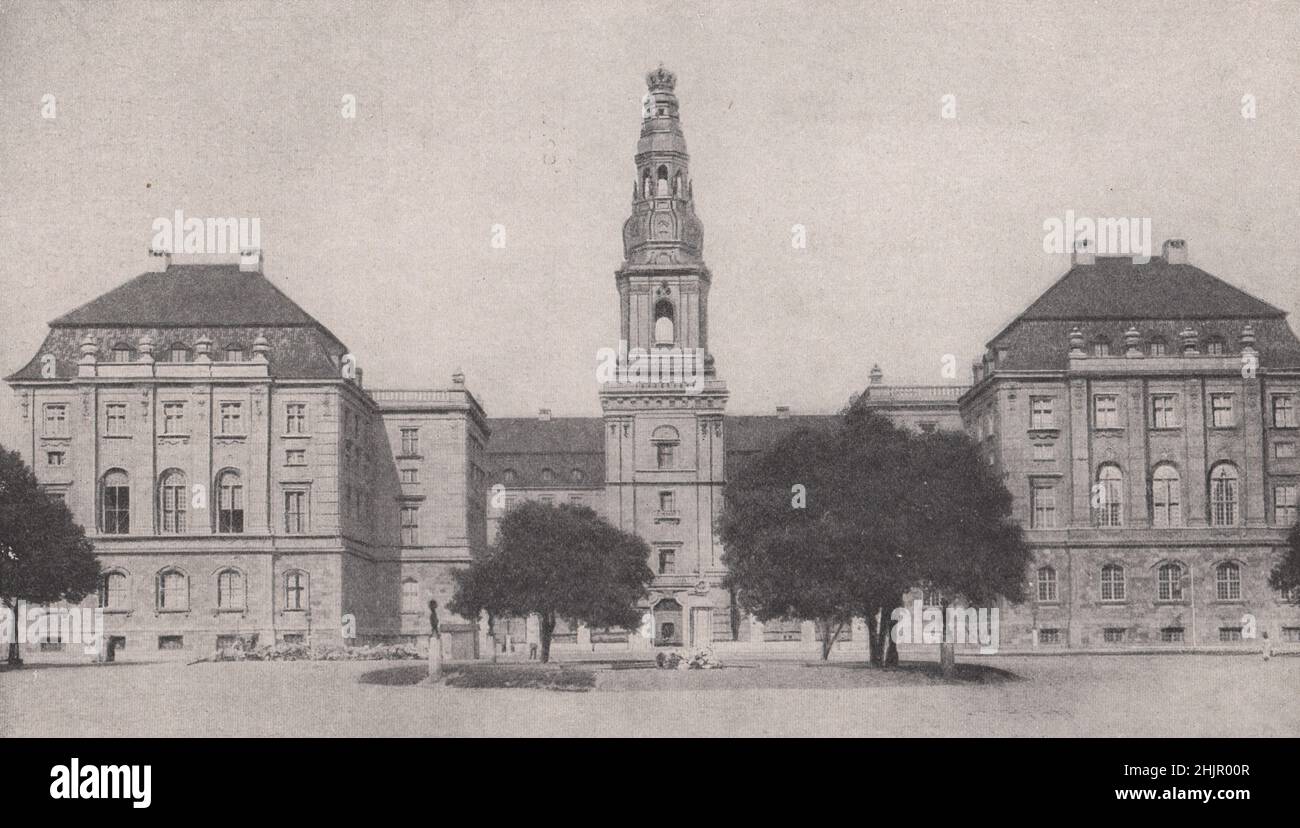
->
[2, 654, 1296, 737]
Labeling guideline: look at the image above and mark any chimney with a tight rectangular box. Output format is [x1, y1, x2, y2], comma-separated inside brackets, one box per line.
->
[1072, 236, 1095, 266]
[538, 408, 552, 422]
[354, 367, 364, 388]
[775, 405, 790, 419]
[147, 246, 172, 272]
[239, 248, 262, 273]
[1162, 238, 1187, 264]
[868, 364, 884, 385]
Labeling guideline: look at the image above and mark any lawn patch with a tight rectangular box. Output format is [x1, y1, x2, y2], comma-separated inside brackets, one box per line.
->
[443, 664, 596, 691]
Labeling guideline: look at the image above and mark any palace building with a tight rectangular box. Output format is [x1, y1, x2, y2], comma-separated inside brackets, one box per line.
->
[7, 68, 1299, 659]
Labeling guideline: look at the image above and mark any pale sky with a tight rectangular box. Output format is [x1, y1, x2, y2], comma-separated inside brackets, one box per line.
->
[2, 0, 1298, 439]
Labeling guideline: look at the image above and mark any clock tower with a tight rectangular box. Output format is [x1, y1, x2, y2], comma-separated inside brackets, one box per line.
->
[601, 66, 729, 649]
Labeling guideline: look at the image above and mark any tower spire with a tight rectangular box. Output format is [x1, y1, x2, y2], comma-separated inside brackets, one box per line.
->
[623, 65, 704, 265]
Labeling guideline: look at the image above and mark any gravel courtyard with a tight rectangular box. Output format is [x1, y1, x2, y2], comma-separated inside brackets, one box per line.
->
[2, 654, 1296, 737]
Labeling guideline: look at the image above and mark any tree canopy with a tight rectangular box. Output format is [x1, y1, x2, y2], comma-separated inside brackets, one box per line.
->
[1268, 520, 1300, 603]
[0, 445, 100, 663]
[451, 501, 653, 662]
[721, 405, 1029, 663]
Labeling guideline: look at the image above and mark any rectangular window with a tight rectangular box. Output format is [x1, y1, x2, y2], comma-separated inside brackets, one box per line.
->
[1150, 341, 1167, 357]
[1211, 394, 1235, 428]
[101, 479, 130, 534]
[400, 428, 420, 456]
[1273, 395, 1297, 428]
[43, 404, 68, 437]
[657, 548, 676, 575]
[160, 480, 186, 533]
[1038, 628, 1061, 645]
[1275, 483, 1298, 526]
[158, 635, 184, 650]
[656, 443, 674, 469]
[1151, 395, 1178, 429]
[218, 478, 244, 533]
[1103, 628, 1126, 644]
[284, 490, 307, 534]
[1030, 483, 1057, 529]
[400, 468, 419, 484]
[568, 493, 582, 505]
[286, 449, 305, 466]
[1219, 627, 1243, 642]
[286, 403, 308, 434]
[162, 402, 185, 434]
[105, 403, 128, 435]
[401, 505, 419, 545]
[659, 491, 675, 512]
[1032, 443, 1054, 461]
[1278, 442, 1297, 459]
[47, 451, 64, 466]
[219, 402, 244, 435]
[1282, 628, 1300, 643]
[1093, 395, 1119, 429]
[1160, 627, 1185, 643]
[1029, 397, 1054, 430]
[540, 494, 555, 505]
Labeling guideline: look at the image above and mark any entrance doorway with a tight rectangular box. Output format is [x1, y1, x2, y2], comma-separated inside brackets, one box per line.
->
[690, 607, 713, 648]
[653, 598, 683, 646]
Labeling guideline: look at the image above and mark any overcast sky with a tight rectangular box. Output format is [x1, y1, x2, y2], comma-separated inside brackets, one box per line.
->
[2, 0, 1298, 436]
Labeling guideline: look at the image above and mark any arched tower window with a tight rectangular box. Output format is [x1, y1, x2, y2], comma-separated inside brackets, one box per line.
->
[673, 172, 683, 196]
[656, 165, 669, 197]
[654, 299, 675, 344]
[641, 168, 651, 199]
[652, 425, 679, 470]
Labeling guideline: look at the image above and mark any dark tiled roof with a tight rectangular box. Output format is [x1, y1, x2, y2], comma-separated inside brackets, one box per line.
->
[989, 256, 1300, 372]
[1015, 257, 1285, 322]
[51, 265, 335, 331]
[482, 414, 845, 486]
[6, 325, 346, 381]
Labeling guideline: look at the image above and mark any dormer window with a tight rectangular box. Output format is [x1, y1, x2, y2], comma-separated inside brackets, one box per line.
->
[540, 468, 556, 485]
[224, 345, 244, 362]
[1092, 340, 1111, 357]
[111, 342, 134, 363]
[1206, 337, 1226, 356]
[1149, 338, 1167, 357]
[167, 343, 190, 363]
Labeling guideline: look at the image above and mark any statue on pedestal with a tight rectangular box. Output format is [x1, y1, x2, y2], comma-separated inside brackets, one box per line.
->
[428, 599, 440, 638]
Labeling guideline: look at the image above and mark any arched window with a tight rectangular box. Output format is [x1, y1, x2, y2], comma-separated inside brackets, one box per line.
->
[1036, 566, 1058, 602]
[156, 568, 189, 611]
[571, 468, 585, 484]
[1158, 563, 1184, 601]
[540, 468, 556, 485]
[216, 470, 244, 533]
[223, 344, 244, 362]
[401, 578, 420, 614]
[1151, 464, 1181, 527]
[111, 342, 134, 363]
[217, 568, 246, 610]
[100, 469, 130, 534]
[1209, 463, 1240, 526]
[641, 168, 651, 199]
[673, 172, 683, 196]
[656, 165, 669, 197]
[652, 425, 679, 470]
[166, 343, 190, 363]
[1095, 464, 1123, 527]
[99, 570, 129, 610]
[1216, 562, 1241, 601]
[654, 299, 675, 344]
[1100, 564, 1125, 601]
[159, 470, 187, 533]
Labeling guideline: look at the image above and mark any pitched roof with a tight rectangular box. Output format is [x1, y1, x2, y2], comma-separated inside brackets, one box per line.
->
[51, 265, 333, 332]
[1014, 256, 1285, 323]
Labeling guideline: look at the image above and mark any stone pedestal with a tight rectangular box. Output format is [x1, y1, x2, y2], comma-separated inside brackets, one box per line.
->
[800, 620, 818, 651]
[939, 642, 956, 677]
[428, 634, 444, 680]
[576, 623, 591, 650]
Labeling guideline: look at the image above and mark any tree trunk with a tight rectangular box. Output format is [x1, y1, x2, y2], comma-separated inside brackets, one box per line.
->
[728, 587, 741, 642]
[818, 619, 843, 661]
[539, 612, 555, 664]
[866, 608, 883, 666]
[6, 598, 21, 666]
[883, 596, 901, 666]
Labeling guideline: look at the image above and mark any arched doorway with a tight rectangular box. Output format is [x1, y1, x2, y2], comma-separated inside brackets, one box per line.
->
[652, 598, 683, 646]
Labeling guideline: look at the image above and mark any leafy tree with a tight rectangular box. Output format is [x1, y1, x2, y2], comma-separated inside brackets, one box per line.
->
[1268, 520, 1300, 602]
[720, 405, 1030, 667]
[450, 501, 653, 662]
[0, 445, 100, 665]
[721, 426, 863, 659]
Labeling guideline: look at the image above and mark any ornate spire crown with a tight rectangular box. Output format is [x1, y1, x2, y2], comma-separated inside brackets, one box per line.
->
[646, 64, 676, 93]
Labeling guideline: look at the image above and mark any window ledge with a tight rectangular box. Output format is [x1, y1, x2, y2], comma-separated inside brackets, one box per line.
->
[156, 608, 190, 614]
[102, 608, 132, 615]
[215, 433, 249, 440]
[281, 433, 312, 439]
[214, 608, 247, 614]
[102, 434, 132, 439]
